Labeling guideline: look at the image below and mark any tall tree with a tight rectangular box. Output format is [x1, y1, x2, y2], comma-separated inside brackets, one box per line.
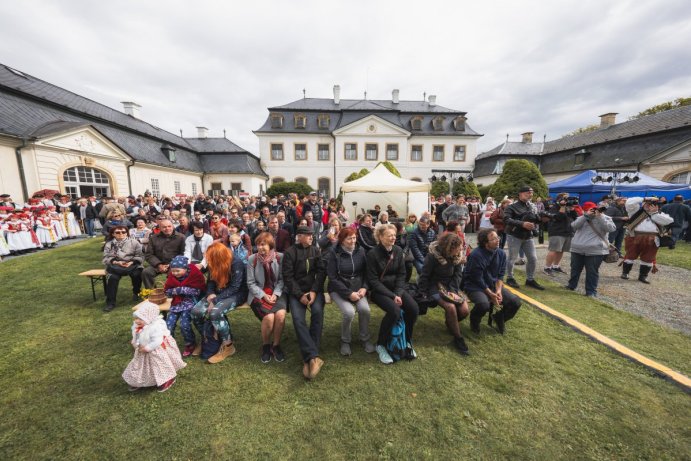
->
[629, 97, 691, 120]
[489, 159, 548, 199]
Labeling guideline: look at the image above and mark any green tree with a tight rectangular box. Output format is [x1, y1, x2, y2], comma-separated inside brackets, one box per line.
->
[489, 159, 548, 199]
[266, 181, 313, 198]
[564, 124, 599, 137]
[630, 97, 691, 120]
[377, 161, 401, 178]
[345, 168, 370, 183]
[430, 180, 449, 197]
[477, 184, 491, 201]
[453, 180, 480, 197]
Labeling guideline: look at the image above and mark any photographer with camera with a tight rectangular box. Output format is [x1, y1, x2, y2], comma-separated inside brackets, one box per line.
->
[543, 193, 580, 276]
[565, 202, 615, 297]
[605, 196, 629, 253]
[503, 186, 545, 290]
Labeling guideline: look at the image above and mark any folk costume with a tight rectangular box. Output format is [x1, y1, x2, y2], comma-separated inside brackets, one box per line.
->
[122, 302, 186, 389]
[621, 197, 674, 283]
[35, 213, 58, 247]
[163, 256, 207, 350]
[58, 199, 81, 237]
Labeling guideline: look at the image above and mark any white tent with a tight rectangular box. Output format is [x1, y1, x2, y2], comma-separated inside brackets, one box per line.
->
[340, 164, 430, 219]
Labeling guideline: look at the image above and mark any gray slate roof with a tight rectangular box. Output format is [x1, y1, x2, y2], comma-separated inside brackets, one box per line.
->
[0, 64, 266, 177]
[476, 141, 544, 160]
[257, 97, 482, 137]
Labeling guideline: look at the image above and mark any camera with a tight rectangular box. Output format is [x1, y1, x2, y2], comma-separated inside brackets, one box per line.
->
[558, 196, 579, 207]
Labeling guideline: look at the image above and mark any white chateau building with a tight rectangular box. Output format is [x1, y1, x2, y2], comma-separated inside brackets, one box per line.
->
[255, 86, 483, 198]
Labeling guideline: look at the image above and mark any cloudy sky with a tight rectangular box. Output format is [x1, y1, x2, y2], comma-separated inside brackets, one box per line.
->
[1, 0, 689, 155]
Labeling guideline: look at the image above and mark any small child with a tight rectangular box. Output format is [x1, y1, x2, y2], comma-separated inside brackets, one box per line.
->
[164, 255, 207, 357]
[229, 233, 248, 264]
[122, 301, 186, 392]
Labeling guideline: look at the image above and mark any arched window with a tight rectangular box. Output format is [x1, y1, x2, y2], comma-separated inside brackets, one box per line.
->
[62, 166, 111, 199]
[272, 177, 285, 184]
[295, 177, 308, 184]
[666, 171, 690, 184]
[318, 177, 330, 198]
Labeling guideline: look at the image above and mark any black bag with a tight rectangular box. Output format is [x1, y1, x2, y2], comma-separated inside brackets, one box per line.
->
[106, 262, 141, 276]
[406, 282, 435, 316]
[200, 321, 221, 359]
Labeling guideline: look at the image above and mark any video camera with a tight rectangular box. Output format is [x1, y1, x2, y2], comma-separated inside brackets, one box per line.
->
[558, 196, 579, 207]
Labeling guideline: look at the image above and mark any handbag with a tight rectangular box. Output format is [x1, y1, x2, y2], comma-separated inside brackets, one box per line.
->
[438, 283, 467, 305]
[147, 281, 168, 305]
[586, 219, 620, 263]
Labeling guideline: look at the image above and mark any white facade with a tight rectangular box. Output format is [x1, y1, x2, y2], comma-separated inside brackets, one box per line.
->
[257, 114, 480, 197]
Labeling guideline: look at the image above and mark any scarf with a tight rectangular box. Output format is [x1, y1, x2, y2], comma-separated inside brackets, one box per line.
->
[256, 250, 277, 287]
[163, 264, 206, 305]
[191, 235, 204, 262]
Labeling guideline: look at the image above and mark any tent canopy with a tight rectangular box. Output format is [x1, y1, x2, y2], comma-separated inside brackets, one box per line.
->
[548, 170, 691, 202]
[340, 164, 430, 218]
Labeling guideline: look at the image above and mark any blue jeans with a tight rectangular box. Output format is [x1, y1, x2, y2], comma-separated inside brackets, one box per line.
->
[84, 218, 95, 236]
[568, 253, 604, 296]
[289, 293, 325, 362]
[608, 227, 625, 252]
[166, 310, 195, 345]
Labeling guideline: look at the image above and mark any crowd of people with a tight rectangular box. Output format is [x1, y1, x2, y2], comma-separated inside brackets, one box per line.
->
[2, 186, 687, 392]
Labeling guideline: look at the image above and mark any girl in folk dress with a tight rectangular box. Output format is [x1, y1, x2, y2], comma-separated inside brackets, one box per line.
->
[35, 210, 58, 247]
[122, 302, 186, 392]
[50, 208, 67, 240]
[58, 198, 81, 237]
[4, 214, 28, 253]
[0, 218, 10, 258]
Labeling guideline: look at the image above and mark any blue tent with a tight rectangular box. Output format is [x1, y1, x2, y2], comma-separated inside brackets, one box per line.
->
[548, 170, 691, 203]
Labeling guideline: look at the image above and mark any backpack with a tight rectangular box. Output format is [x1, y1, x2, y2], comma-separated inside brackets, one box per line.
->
[387, 311, 410, 362]
[200, 321, 221, 359]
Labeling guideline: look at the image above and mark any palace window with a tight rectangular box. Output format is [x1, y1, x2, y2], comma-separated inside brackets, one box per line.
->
[317, 114, 330, 129]
[453, 116, 467, 131]
[174, 181, 181, 194]
[365, 143, 378, 161]
[433, 116, 445, 131]
[667, 171, 690, 184]
[295, 177, 308, 184]
[318, 178, 330, 198]
[272, 177, 285, 184]
[410, 116, 423, 131]
[271, 143, 284, 160]
[345, 143, 357, 160]
[454, 145, 466, 162]
[270, 113, 284, 129]
[151, 178, 160, 196]
[192, 183, 197, 195]
[411, 145, 423, 161]
[294, 113, 306, 129]
[318, 144, 330, 161]
[433, 145, 445, 161]
[386, 144, 399, 161]
[294, 143, 307, 160]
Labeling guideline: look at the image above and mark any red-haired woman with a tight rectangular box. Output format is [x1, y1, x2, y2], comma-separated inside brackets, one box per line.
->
[246, 232, 288, 363]
[190, 242, 247, 364]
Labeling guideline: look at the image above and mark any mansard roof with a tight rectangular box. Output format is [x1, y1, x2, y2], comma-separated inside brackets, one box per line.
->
[0, 64, 266, 176]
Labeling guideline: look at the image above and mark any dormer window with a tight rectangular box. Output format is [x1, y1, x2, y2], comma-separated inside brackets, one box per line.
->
[453, 116, 467, 131]
[161, 144, 176, 163]
[294, 113, 307, 129]
[317, 114, 330, 129]
[270, 113, 284, 129]
[433, 116, 446, 131]
[410, 116, 423, 131]
[574, 149, 590, 166]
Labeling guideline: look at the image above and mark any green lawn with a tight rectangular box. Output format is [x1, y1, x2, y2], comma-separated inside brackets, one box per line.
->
[656, 241, 691, 270]
[1, 239, 689, 460]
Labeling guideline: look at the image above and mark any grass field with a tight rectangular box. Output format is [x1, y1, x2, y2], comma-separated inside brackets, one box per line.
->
[655, 241, 691, 270]
[0, 239, 689, 460]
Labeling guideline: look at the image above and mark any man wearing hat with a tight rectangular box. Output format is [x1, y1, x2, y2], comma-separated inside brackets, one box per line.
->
[621, 197, 674, 283]
[307, 191, 323, 229]
[0, 194, 18, 210]
[502, 186, 545, 290]
[282, 225, 327, 379]
[605, 196, 629, 253]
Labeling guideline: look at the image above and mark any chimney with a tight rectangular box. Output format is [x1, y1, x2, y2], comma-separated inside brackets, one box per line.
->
[521, 132, 534, 143]
[599, 112, 618, 129]
[196, 127, 208, 138]
[428, 95, 436, 107]
[333, 85, 341, 105]
[392, 89, 400, 104]
[121, 101, 141, 119]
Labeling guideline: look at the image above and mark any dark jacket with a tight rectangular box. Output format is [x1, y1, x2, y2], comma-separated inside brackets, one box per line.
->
[503, 199, 538, 239]
[365, 244, 406, 299]
[605, 203, 629, 230]
[462, 246, 507, 293]
[417, 241, 463, 296]
[206, 257, 247, 304]
[489, 207, 505, 232]
[661, 202, 691, 228]
[357, 225, 376, 252]
[145, 231, 186, 267]
[272, 228, 292, 253]
[282, 243, 326, 297]
[408, 226, 436, 263]
[435, 202, 449, 226]
[546, 204, 577, 237]
[326, 244, 368, 299]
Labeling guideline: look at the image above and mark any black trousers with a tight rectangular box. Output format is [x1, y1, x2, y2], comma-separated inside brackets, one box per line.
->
[106, 266, 142, 305]
[467, 288, 521, 326]
[372, 290, 419, 346]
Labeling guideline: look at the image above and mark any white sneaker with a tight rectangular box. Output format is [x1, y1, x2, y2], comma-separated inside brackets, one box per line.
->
[407, 342, 418, 359]
[376, 345, 393, 364]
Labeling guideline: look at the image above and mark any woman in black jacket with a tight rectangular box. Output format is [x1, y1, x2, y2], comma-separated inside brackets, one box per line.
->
[418, 233, 470, 355]
[326, 228, 374, 357]
[366, 224, 419, 364]
[356, 214, 376, 252]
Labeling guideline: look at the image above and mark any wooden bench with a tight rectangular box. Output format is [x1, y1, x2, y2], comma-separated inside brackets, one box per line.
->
[131, 299, 249, 318]
[79, 269, 107, 301]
